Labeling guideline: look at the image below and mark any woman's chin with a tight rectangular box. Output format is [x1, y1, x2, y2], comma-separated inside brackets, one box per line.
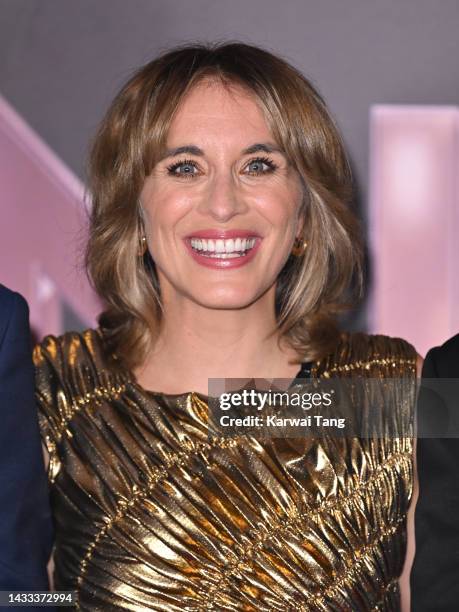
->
[187, 289, 267, 311]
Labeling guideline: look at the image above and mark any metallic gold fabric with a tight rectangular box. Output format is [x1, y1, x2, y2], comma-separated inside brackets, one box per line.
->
[34, 328, 417, 611]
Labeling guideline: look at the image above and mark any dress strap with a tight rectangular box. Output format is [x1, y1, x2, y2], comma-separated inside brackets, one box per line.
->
[288, 361, 312, 388]
[298, 361, 313, 377]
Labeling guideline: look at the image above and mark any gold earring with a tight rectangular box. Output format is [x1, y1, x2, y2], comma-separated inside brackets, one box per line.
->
[138, 234, 148, 257]
[291, 237, 308, 257]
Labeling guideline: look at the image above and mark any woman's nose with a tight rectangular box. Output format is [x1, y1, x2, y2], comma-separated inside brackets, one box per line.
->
[196, 171, 249, 222]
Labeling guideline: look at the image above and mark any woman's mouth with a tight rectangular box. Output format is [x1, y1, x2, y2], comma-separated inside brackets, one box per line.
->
[184, 236, 262, 269]
[190, 237, 256, 258]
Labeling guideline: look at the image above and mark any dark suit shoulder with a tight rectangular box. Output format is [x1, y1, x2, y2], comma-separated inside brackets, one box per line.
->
[0, 282, 17, 305]
[423, 333, 459, 378]
[0, 285, 29, 348]
[0, 285, 52, 590]
[0, 284, 28, 313]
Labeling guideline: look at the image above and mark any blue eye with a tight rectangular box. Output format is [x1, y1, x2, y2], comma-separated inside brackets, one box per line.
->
[245, 156, 277, 175]
[166, 155, 278, 179]
[166, 159, 199, 178]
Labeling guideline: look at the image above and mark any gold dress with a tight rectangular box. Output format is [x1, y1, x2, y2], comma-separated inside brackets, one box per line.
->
[34, 328, 417, 611]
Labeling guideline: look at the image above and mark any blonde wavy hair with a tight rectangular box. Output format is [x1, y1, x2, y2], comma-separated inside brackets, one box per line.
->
[85, 41, 364, 372]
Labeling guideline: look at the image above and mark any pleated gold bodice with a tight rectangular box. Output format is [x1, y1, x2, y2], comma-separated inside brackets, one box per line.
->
[34, 328, 417, 611]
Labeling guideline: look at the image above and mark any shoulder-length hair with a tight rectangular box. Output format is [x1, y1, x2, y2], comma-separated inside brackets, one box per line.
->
[85, 41, 364, 372]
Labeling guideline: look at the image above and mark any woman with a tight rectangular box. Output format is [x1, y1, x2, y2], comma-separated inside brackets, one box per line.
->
[34, 42, 421, 611]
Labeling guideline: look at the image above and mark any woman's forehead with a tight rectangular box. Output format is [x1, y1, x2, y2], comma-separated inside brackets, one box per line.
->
[165, 81, 274, 148]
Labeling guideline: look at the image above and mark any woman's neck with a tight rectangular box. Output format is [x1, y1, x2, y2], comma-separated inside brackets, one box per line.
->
[132, 305, 302, 396]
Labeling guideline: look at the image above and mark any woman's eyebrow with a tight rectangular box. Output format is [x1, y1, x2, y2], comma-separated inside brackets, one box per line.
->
[242, 143, 285, 155]
[160, 145, 204, 160]
[159, 142, 285, 161]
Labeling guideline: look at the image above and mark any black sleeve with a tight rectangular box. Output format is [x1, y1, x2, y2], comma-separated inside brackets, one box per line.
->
[0, 290, 54, 598]
[410, 345, 459, 612]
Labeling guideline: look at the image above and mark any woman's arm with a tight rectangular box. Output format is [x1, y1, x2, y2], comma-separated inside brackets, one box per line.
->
[399, 353, 423, 611]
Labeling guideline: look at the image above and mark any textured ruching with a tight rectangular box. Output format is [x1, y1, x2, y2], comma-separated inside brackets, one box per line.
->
[33, 328, 417, 611]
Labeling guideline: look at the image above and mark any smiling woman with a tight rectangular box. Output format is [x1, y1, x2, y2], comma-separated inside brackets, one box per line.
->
[33, 41, 420, 611]
[83, 42, 363, 380]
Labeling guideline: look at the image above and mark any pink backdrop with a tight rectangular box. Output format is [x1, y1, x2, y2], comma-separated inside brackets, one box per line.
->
[0, 94, 101, 340]
[369, 105, 459, 356]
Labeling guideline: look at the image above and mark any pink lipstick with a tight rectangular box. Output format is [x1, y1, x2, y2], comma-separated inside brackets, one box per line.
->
[183, 230, 262, 269]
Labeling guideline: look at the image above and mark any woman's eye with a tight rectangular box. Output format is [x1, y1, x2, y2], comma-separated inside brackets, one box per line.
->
[245, 157, 277, 175]
[166, 156, 277, 179]
[166, 159, 199, 179]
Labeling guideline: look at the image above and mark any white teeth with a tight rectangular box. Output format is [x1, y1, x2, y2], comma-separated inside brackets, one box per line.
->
[190, 236, 257, 257]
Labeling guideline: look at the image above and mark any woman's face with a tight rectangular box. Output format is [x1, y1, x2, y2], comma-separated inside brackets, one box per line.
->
[140, 79, 304, 312]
